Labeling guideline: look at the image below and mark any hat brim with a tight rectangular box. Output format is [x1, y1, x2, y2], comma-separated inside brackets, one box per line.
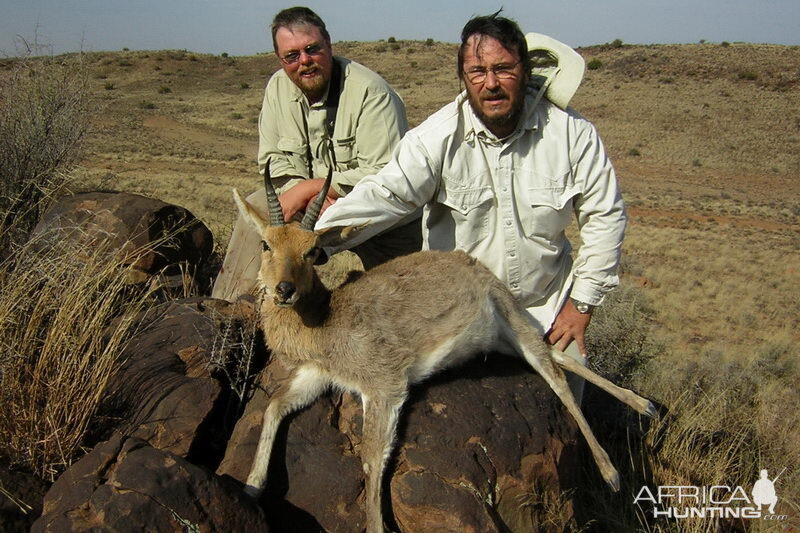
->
[525, 33, 585, 110]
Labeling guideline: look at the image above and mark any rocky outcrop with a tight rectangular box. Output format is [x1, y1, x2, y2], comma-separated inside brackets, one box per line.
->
[219, 355, 579, 532]
[32, 434, 268, 532]
[30, 192, 214, 291]
[106, 297, 260, 465]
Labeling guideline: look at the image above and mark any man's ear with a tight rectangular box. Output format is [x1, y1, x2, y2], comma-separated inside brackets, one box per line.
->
[315, 223, 369, 250]
[233, 189, 268, 235]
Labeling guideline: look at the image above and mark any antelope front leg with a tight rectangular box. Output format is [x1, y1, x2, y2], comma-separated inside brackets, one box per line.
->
[245, 365, 329, 497]
[361, 395, 404, 533]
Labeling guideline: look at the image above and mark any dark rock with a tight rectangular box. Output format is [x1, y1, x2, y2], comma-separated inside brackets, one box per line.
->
[32, 433, 268, 532]
[30, 192, 214, 292]
[0, 458, 50, 533]
[105, 297, 262, 467]
[220, 354, 578, 532]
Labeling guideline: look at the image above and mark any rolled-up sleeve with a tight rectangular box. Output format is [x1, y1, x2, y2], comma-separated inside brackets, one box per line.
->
[569, 123, 627, 306]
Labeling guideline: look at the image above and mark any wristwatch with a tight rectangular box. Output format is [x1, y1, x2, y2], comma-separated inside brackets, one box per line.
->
[571, 298, 594, 314]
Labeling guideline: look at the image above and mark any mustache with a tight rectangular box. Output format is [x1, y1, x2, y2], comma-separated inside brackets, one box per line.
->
[297, 65, 320, 75]
[479, 87, 508, 99]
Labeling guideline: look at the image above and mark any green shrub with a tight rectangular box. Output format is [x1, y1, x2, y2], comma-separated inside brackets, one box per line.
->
[138, 100, 156, 109]
[104, 81, 115, 90]
[587, 59, 602, 70]
[0, 56, 90, 258]
[221, 52, 229, 58]
[240, 82, 250, 89]
[425, 38, 435, 47]
[611, 38, 623, 48]
[387, 36, 396, 43]
[721, 41, 731, 47]
[230, 112, 243, 120]
[628, 148, 641, 157]
[158, 85, 171, 94]
[738, 70, 758, 81]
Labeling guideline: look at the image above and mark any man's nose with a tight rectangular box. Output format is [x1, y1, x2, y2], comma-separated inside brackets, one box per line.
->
[484, 70, 500, 89]
[299, 51, 315, 64]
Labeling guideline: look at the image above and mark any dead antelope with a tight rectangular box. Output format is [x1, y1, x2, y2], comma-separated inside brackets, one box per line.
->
[235, 163, 656, 533]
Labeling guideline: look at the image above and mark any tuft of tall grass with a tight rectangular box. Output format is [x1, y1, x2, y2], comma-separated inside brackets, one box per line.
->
[0, 233, 156, 480]
[576, 279, 799, 531]
[0, 55, 90, 259]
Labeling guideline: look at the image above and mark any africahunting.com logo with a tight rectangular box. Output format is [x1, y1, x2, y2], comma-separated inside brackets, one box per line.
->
[634, 468, 788, 521]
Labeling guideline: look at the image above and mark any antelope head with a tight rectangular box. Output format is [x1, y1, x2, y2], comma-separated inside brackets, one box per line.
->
[232, 161, 357, 308]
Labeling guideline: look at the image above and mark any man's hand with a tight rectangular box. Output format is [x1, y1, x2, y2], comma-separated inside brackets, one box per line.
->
[278, 178, 341, 223]
[545, 299, 592, 355]
[305, 194, 337, 217]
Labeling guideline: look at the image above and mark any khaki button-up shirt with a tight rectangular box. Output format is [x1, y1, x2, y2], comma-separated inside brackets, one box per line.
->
[258, 57, 408, 197]
[317, 89, 626, 334]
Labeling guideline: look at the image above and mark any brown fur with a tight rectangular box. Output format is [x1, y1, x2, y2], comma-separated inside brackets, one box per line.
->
[232, 189, 656, 532]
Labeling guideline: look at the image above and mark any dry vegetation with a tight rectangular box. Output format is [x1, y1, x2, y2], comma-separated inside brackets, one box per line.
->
[1, 39, 798, 530]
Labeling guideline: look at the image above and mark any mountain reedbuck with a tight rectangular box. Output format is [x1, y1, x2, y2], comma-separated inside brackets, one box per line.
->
[235, 163, 656, 532]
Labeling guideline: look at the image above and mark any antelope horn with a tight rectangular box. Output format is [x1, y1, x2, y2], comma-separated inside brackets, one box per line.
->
[300, 144, 335, 231]
[263, 159, 285, 227]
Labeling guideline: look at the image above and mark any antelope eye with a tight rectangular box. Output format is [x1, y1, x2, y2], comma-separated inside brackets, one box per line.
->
[305, 247, 321, 260]
[261, 240, 271, 252]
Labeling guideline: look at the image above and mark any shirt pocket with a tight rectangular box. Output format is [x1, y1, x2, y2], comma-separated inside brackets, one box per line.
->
[519, 185, 579, 242]
[333, 135, 356, 168]
[437, 175, 494, 250]
[276, 136, 308, 175]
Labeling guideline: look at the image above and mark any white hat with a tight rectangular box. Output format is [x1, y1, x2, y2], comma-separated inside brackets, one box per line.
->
[525, 32, 585, 110]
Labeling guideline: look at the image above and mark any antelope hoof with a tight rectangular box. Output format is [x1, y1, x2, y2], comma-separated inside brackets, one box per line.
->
[604, 469, 621, 492]
[243, 484, 263, 499]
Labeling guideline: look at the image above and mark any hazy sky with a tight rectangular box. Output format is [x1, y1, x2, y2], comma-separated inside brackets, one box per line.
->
[3, 0, 799, 57]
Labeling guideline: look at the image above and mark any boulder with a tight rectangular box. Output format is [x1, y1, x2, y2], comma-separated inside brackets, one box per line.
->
[32, 433, 268, 532]
[219, 354, 579, 532]
[106, 297, 261, 466]
[30, 192, 214, 291]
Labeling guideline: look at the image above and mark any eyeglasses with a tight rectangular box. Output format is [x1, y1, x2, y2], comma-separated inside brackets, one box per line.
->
[279, 44, 325, 65]
[463, 61, 522, 84]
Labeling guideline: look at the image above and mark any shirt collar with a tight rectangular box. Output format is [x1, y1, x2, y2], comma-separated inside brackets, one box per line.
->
[462, 88, 542, 145]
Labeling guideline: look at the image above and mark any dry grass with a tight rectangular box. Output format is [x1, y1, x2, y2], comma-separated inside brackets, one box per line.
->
[0, 234, 158, 480]
[4, 41, 798, 528]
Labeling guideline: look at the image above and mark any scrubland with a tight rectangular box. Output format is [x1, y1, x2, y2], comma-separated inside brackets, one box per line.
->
[1, 39, 797, 531]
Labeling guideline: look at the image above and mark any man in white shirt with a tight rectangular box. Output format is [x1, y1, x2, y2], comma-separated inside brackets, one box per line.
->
[317, 12, 626, 387]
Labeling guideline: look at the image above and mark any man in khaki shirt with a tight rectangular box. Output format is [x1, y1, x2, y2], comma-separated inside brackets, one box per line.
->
[212, 6, 420, 301]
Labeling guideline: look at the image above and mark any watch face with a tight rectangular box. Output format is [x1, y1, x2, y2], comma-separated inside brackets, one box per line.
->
[575, 302, 590, 313]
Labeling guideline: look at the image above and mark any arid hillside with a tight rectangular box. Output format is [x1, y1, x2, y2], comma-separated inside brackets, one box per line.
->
[55, 40, 798, 358]
[2, 39, 798, 529]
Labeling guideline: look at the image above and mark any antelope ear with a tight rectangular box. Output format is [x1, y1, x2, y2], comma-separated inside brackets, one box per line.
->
[315, 223, 369, 250]
[233, 189, 268, 235]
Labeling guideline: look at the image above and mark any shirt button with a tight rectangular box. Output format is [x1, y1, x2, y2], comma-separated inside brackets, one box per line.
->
[511, 282, 519, 288]
[509, 251, 516, 257]
[502, 186, 507, 192]
[505, 220, 512, 226]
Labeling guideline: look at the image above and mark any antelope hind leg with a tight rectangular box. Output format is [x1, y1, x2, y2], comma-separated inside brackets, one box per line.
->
[520, 342, 622, 490]
[361, 394, 405, 533]
[549, 348, 658, 418]
[244, 365, 330, 497]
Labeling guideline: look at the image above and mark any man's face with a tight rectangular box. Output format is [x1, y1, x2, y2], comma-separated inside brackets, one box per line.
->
[461, 34, 526, 137]
[275, 24, 333, 103]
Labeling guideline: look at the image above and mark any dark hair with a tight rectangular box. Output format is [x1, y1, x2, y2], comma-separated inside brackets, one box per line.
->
[457, 10, 530, 81]
[271, 6, 331, 54]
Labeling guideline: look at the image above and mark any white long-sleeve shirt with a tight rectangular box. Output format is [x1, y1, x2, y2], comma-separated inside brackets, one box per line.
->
[317, 89, 626, 334]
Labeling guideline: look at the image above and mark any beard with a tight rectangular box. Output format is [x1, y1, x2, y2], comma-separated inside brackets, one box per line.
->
[293, 64, 329, 102]
[467, 85, 526, 136]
